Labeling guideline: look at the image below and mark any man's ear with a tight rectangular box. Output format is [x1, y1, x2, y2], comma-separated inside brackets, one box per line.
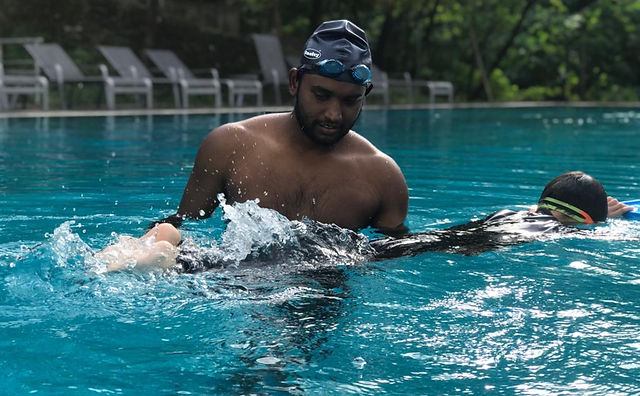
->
[289, 68, 299, 95]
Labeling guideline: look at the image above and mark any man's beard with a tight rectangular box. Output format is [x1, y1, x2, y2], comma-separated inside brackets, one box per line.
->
[293, 93, 360, 146]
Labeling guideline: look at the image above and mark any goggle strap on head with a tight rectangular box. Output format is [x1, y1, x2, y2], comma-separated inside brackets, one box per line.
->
[538, 197, 594, 224]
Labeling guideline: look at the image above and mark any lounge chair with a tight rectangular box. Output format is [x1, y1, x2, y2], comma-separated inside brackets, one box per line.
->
[369, 65, 390, 106]
[145, 49, 262, 107]
[24, 43, 102, 109]
[251, 33, 291, 105]
[97, 45, 154, 110]
[402, 74, 454, 104]
[424, 81, 454, 103]
[371, 66, 454, 105]
[0, 63, 49, 110]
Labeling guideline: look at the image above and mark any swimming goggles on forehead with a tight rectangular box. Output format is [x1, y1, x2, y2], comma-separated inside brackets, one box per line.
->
[537, 197, 594, 224]
[300, 59, 372, 85]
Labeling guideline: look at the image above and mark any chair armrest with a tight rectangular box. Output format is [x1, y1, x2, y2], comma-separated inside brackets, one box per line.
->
[99, 64, 115, 87]
[54, 64, 64, 84]
[99, 64, 110, 79]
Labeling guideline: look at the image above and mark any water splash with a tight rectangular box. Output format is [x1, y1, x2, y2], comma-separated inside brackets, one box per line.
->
[178, 195, 375, 272]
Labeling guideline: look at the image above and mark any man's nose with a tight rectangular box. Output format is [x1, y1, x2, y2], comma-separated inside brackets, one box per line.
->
[323, 97, 343, 122]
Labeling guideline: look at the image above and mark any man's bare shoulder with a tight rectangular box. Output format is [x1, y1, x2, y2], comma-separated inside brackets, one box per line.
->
[345, 131, 406, 188]
[229, 112, 291, 136]
[343, 131, 396, 163]
[200, 113, 288, 148]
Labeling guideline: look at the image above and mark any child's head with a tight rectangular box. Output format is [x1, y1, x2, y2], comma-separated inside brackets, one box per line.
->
[537, 171, 608, 224]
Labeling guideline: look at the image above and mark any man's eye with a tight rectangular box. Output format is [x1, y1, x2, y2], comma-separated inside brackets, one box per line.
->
[314, 93, 329, 101]
[344, 97, 361, 105]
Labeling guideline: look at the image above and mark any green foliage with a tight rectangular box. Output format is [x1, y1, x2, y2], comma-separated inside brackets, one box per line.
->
[1, 0, 640, 104]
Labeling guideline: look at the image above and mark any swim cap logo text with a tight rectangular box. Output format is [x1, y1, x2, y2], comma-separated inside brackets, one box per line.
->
[304, 48, 321, 60]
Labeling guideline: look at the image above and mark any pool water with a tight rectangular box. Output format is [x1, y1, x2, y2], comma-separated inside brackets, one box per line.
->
[1, 108, 640, 394]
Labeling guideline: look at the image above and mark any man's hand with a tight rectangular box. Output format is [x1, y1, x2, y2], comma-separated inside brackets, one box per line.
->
[607, 196, 633, 218]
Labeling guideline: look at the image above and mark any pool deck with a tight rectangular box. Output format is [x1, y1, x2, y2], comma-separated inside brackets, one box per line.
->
[1, 101, 640, 119]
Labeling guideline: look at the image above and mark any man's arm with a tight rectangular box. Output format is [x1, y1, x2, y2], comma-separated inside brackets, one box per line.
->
[153, 125, 235, 228]
[371, 154, 409, 237]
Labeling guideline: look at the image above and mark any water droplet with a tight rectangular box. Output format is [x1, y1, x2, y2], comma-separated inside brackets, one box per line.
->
[352, 357, 366, 369]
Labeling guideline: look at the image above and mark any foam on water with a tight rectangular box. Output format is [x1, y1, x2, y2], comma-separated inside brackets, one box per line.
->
[2, 196, 375, 315]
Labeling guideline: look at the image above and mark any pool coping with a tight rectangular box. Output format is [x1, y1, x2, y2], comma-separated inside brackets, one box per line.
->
[1, 101, 640, 119]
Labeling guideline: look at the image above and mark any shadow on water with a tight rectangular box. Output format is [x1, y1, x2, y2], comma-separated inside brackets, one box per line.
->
[213, 266, 354, 394]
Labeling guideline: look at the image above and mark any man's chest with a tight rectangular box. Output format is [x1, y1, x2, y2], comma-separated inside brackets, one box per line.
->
[223, 157, 380, 229]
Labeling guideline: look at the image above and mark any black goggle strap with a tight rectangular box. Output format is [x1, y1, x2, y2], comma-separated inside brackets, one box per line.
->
[537, 197, 594, 224]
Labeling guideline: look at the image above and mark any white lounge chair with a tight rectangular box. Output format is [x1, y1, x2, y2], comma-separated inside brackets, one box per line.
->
[251, 34, 290, 105]
[24, 43, 102, 109]
[370, 65, 391, 106]
[424, 81, 454, 103]
[97, 46, 154, 110]
[371, 66, 455, 105]
[0, 63, 49, 111]
[145, 49, 262, 108]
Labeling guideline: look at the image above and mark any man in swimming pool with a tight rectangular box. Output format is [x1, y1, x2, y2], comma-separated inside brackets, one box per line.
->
[156, 19, 408, 236]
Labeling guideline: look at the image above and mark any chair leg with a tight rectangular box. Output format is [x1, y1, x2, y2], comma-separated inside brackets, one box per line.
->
[58, 81, 67, 109]
[105, 85, 115, 110]
[182, 90, 189, 108]
[41, 80, 49, 111]
[172, 83, 181, 108]
[215, 89, 221, 108]
[273, 83, 281, 105]
[146, 89, 153, 109]
[228, 88, 234, 107]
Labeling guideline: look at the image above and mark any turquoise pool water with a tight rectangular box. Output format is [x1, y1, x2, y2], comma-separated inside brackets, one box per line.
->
[1, 108, 640, 394]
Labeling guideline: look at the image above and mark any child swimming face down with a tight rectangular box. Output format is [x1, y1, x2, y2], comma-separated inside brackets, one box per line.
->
[535, 171, 608, 225]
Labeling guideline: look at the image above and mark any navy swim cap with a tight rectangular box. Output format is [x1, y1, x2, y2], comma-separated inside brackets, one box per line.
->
[300, 20, 372, 85]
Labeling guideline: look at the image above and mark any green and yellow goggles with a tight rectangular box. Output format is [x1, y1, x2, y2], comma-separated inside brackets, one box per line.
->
[537, 197, 594, 224]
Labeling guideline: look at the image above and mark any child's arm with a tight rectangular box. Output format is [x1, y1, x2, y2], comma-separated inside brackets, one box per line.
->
[96, 223, 182, 272]
[607, 197, 633, 218]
